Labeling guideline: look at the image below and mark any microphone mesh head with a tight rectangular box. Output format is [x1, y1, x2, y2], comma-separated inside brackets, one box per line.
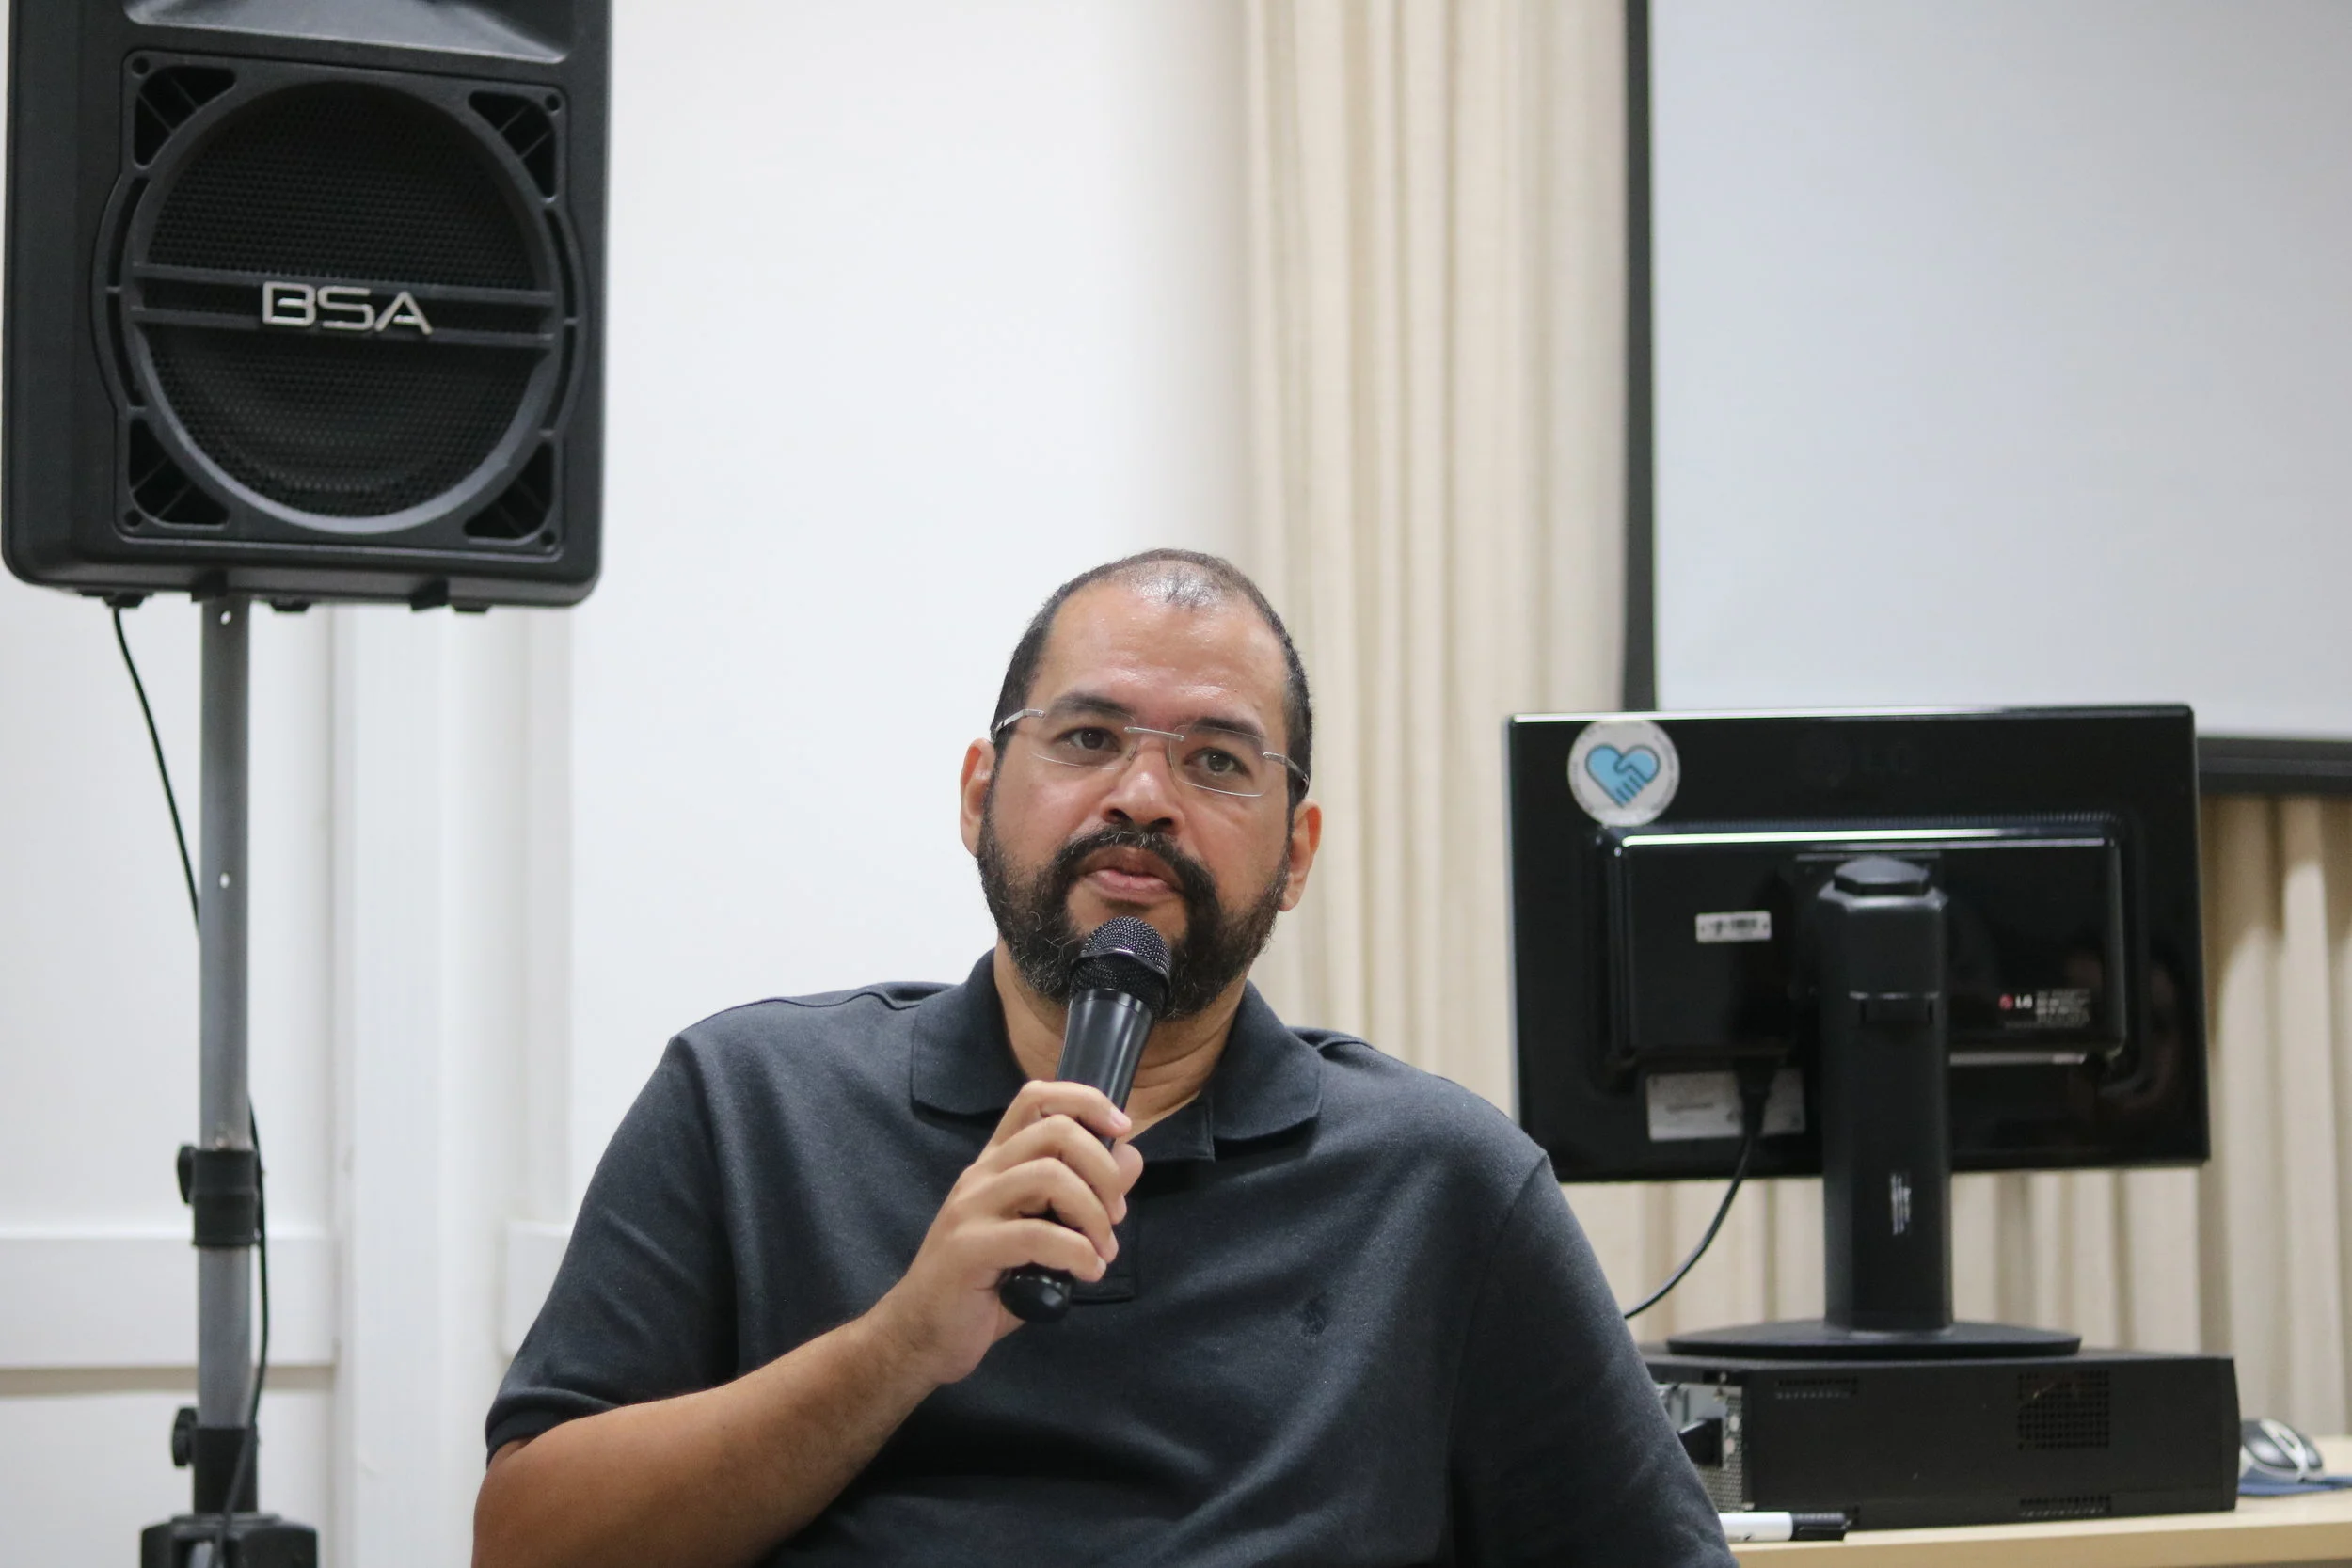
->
[1074, 916, 1171, 1015]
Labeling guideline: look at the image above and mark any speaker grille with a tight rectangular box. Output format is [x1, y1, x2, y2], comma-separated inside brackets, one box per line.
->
[127, 420, 228, 527]
[146, 327, 538, 517]
[134, 66, 235, 166]
[120, 76, 563, 524]
[148, 86, 534, 287]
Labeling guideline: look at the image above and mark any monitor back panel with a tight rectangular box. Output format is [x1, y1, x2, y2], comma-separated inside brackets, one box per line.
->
[1507, 707, 2205, 1181]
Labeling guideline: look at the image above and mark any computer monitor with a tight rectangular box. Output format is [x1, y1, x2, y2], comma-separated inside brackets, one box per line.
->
[1506, 706, 2207, 1358]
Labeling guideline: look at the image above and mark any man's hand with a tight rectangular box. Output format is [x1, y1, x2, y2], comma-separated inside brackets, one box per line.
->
[867, 1080, 1146, 1385]
[476, 1080, 1145, 1568]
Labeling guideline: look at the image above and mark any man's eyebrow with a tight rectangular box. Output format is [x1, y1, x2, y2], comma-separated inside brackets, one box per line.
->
[1043, 692, 1137, 722]
[1184, 714, 1269, 744]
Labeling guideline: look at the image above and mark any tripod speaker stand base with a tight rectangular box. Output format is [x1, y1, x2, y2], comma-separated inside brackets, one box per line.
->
[141, 1514, 315, 1568]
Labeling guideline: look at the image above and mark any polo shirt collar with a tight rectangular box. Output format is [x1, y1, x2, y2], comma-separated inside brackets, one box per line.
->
[908, 955, 1030, 1117]
[910, 954, 1324, 1156]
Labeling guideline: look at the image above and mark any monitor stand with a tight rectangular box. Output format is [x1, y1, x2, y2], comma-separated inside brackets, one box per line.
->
[1665, 855, 2079, 1362]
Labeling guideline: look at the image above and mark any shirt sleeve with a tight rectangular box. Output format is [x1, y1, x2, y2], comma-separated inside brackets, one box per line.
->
[485, 1037, 739, 1458]
[1446, 1163, 1736, 1566]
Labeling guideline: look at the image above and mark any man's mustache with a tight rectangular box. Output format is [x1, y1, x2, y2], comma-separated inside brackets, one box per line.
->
[1046, 825, 1218, 913]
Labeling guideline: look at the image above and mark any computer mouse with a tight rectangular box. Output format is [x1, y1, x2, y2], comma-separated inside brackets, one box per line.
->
[2242, 1418, 2328, 1482]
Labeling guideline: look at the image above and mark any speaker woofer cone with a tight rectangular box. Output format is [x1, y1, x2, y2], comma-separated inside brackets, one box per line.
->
[145, 326, 542, 518]
[116, 77, 564, 529]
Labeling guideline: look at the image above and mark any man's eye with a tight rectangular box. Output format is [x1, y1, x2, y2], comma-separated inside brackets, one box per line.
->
[1057, 726, 1118, 753]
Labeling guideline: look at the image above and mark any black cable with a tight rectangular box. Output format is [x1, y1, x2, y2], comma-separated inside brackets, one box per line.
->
[214, 1111, 269, 1562]
[113, 606, 199, 927]
[1621, 1128, 1756, 1321]
[112, 604, 271, 1553]
[1621, 1061, 1781, 1322]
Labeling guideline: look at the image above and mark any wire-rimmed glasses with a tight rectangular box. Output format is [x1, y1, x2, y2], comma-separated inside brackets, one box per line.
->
[993, 706, 1306, 800]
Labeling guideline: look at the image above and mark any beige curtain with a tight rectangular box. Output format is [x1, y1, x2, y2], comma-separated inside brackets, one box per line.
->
[1243, 0, 2352, 1437]
[2201, 797, 2352, 1433]
[1241, 0, 1627, 1110]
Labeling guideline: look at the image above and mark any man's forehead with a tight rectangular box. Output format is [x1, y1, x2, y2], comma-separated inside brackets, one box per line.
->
[1030, 578, 1287, 734]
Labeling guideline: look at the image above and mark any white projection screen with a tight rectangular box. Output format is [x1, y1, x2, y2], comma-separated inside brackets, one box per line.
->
[1651, 0, 2352, 737]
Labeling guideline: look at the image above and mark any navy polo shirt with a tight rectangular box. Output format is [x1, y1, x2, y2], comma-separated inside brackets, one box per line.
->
[488, 958, 1732, 1566]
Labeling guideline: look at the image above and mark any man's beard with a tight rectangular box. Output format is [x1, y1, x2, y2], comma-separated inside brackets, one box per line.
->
[976, 805, 1287, 1022]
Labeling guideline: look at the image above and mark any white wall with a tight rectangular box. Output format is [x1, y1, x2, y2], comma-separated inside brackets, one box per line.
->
[0, 2, 1246, 1560]
[1653, 0, 2352, 736]
[0, 591, 339, 1559]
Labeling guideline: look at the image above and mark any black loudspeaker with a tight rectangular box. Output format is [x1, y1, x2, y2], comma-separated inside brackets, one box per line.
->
[4, 1, 607, 610]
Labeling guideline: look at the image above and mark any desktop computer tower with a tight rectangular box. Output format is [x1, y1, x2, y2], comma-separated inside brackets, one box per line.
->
[1649, 1347, 2240, 1530]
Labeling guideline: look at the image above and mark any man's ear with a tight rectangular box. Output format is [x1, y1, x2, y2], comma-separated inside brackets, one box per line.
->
[1278, 797, 1322, 912]
[959, 739, 994, 855]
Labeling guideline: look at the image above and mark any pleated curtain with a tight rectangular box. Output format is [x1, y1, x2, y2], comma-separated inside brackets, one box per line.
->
[1242, 0, 2352, 1436]
[2201, 798, 2352, 1433]
[1241, 0, 1628, 1109]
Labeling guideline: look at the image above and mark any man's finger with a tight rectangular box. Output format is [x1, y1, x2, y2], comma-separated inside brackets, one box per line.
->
[988, 1079, 1131, 1148]
[978, 1158, 1120, 1260]
[977, 1116, 1135, 1219]
[974, 1218, 1109, 1285]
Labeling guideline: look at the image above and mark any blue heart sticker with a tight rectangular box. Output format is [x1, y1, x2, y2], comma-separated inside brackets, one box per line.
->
[1586, 744, 1661, 807]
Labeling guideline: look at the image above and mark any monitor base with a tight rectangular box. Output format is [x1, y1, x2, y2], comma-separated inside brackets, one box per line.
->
[1666, 1317, 2080, 1360]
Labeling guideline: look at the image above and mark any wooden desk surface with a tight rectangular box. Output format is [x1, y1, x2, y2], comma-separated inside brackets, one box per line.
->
[1733, 1439, 2352, 1568]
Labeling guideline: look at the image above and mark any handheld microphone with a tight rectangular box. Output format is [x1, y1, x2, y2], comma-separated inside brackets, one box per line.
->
[998, 916, 1171, 1325]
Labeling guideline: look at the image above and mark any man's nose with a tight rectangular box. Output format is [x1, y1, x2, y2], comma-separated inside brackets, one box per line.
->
[1099, 736, 1183, 830]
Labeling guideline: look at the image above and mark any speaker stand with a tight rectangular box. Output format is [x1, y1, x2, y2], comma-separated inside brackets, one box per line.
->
[139, 598, 317, 1567]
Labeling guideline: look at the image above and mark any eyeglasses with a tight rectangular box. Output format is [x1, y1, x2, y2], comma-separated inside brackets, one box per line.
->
[993, 707, 1307, 800]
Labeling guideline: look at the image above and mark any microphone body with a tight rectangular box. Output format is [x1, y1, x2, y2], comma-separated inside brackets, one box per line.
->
[998, 919, 1169, 1324]
[1052, 987, 1155, 1106]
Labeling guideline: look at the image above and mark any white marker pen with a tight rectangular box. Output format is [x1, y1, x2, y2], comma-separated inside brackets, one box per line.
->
[1718, 1511, 1849, 1543]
